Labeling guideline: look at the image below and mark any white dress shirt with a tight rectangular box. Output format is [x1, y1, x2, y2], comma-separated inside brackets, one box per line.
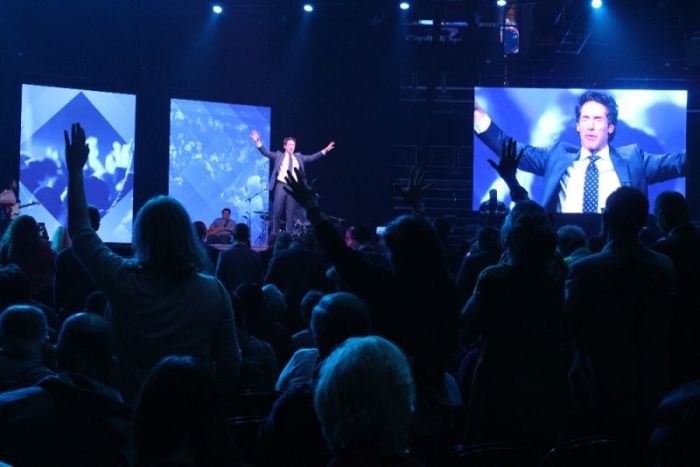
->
[277, 152, 300, 182]
[559, 145, 621, 213]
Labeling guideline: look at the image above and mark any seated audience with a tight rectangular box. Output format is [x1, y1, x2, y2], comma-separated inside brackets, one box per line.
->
[54, 206, 102, 321]
[566, 187, 676, 443]
[265, 232, 330, 332]
[193, 220, 220, 274]
[292, 290, 323, 350]
[0, 313, 132, 466]
[314, 335, 422, 466]
[556, 224, 591, 264]
[651, 380, 700, 467]
[216, 223, 264, 293]
[64, 123, 240, 403]
[230, 292, 278, 393]
[276, 292, 371, 392]
[236, 282, 293, 368]
[85, 290, 109, 317]
[652, 191, 700, 385]
[133, 355, 238, 467]
[0, 263, 58, 332]
[0, 214, 55, 301]
[0, 305, 53, 392]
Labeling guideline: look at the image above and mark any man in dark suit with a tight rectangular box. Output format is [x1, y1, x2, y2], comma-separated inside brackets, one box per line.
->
[475, 91, 686, 212]
[652, 191, 700, 385]
[215, 223, 264, 293]
[250, 129, 334, 234]
[565, 187, 676, 441]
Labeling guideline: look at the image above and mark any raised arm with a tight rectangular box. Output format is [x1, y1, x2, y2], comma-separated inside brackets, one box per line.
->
[474, 102, 550, 176]
[300, 141, 335, 163]
[251, 129, 276, 159]
[487, 137, 530, 202]
[642, 148, 686, 183]
[65, 123, 128, 293]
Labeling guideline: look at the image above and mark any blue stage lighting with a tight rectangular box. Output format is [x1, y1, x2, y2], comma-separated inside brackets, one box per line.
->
[399, 2, 410, 10]
[591, 0, 602, 8]
[496, 0, 507, 6]
[212, 4, 223, 14]
[303, 4, 314, 12]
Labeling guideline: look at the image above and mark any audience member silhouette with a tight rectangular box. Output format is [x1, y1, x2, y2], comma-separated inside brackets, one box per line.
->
[193, 220, 219, 274]
[291, 289, 323, 350]
[0, 305, 53, 392]
[229, 292, 278, 393]
[216, 223, 264, 293]
[54, 205, 102, 321]
[276, 292, 371, 392]
[0, 263, 57, 332]
[0, 313, 132, 466]
[651, 191, 700, 385]
[651, 379, 700, 467]
[462, 200, 570, 453]
[265, 233, 330, 331]
[314, 336, 422, 467]
[133, 355, 238, 467]
[64, 123, 240, 403]
[566, 186, 676, 443]
[556, 224, 591, 264]
[456, 225, 502, 301]
[0, 214, 55, 300]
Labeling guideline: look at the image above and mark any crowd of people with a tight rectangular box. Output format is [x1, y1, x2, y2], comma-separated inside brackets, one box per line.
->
[0, 122, 699, 467]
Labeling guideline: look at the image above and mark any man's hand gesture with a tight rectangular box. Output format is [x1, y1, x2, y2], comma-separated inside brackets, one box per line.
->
[64, 123, 89, 173]
[322, 141, 335, 155]
[250, 129, 261, 144]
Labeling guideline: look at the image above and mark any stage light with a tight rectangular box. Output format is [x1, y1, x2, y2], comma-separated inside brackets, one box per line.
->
[212, 4, 223, 14]
[303, 4, 314, 12]
[591, 0, 602, 8]
[399, 2, 410, 10]
[496, 0, 507, 6]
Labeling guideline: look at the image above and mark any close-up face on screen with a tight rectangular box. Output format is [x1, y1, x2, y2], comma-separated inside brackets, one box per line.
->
[473, 87, 687, 213]
[19, 84, 136, 242]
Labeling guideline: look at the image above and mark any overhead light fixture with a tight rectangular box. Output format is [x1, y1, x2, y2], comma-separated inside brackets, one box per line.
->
[212, 4, 223, 14]
[591, 0, 603, 8]
[496, 0, 507, 7]
[400, 2, 410, 10]
[303, 4, 314, 12]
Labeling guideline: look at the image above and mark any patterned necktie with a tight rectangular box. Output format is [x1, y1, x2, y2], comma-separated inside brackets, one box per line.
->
[582, 154, 601, 213]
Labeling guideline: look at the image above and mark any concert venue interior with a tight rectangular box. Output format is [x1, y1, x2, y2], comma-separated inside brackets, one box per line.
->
[1, 1, 699, 466]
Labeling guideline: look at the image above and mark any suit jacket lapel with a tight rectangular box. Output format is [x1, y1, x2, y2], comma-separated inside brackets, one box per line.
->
[609, 147, 631, 187]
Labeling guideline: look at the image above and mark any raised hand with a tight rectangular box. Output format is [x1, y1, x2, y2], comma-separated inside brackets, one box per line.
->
[64, 123, 89, 173]
[487, 137, 522, 183]
[474, 100, 488, 126]
[394, 166, 432, 214]
[323, 141, 335, 154]
[250, 129, 261, 144]
[283, 168, 320, 211]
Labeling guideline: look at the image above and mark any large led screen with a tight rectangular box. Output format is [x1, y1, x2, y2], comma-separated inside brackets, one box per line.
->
[169, 99, 271, 247]
[473, 87, 687, 213]
[20, 84, 136, 242]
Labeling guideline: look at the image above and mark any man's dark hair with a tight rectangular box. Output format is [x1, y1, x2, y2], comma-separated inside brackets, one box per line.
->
[556, 225, 587, 257]
[192, 221, 207, 240]
[221, 208, 231, 215]
[233, 223, 250, 242]
[654, 191, 689, 233]
[311, 292, 372, 358]
[651, 380, 700, 467]
[0, 304, 47, 350]
[476, 225, 501, 252]
[87, 206, 101, 231]
[283, 137, 297, 146]
[604, 187, 649, 237]
[0, 264, 32, 310]
[56, 312, 115, 377]
[300, 290, 324, 326]
[84, 290, 109, 316]
[575, 91, 619, 142]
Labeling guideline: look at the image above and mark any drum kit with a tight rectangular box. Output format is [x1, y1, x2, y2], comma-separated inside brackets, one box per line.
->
[252, 210, 346, 244]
